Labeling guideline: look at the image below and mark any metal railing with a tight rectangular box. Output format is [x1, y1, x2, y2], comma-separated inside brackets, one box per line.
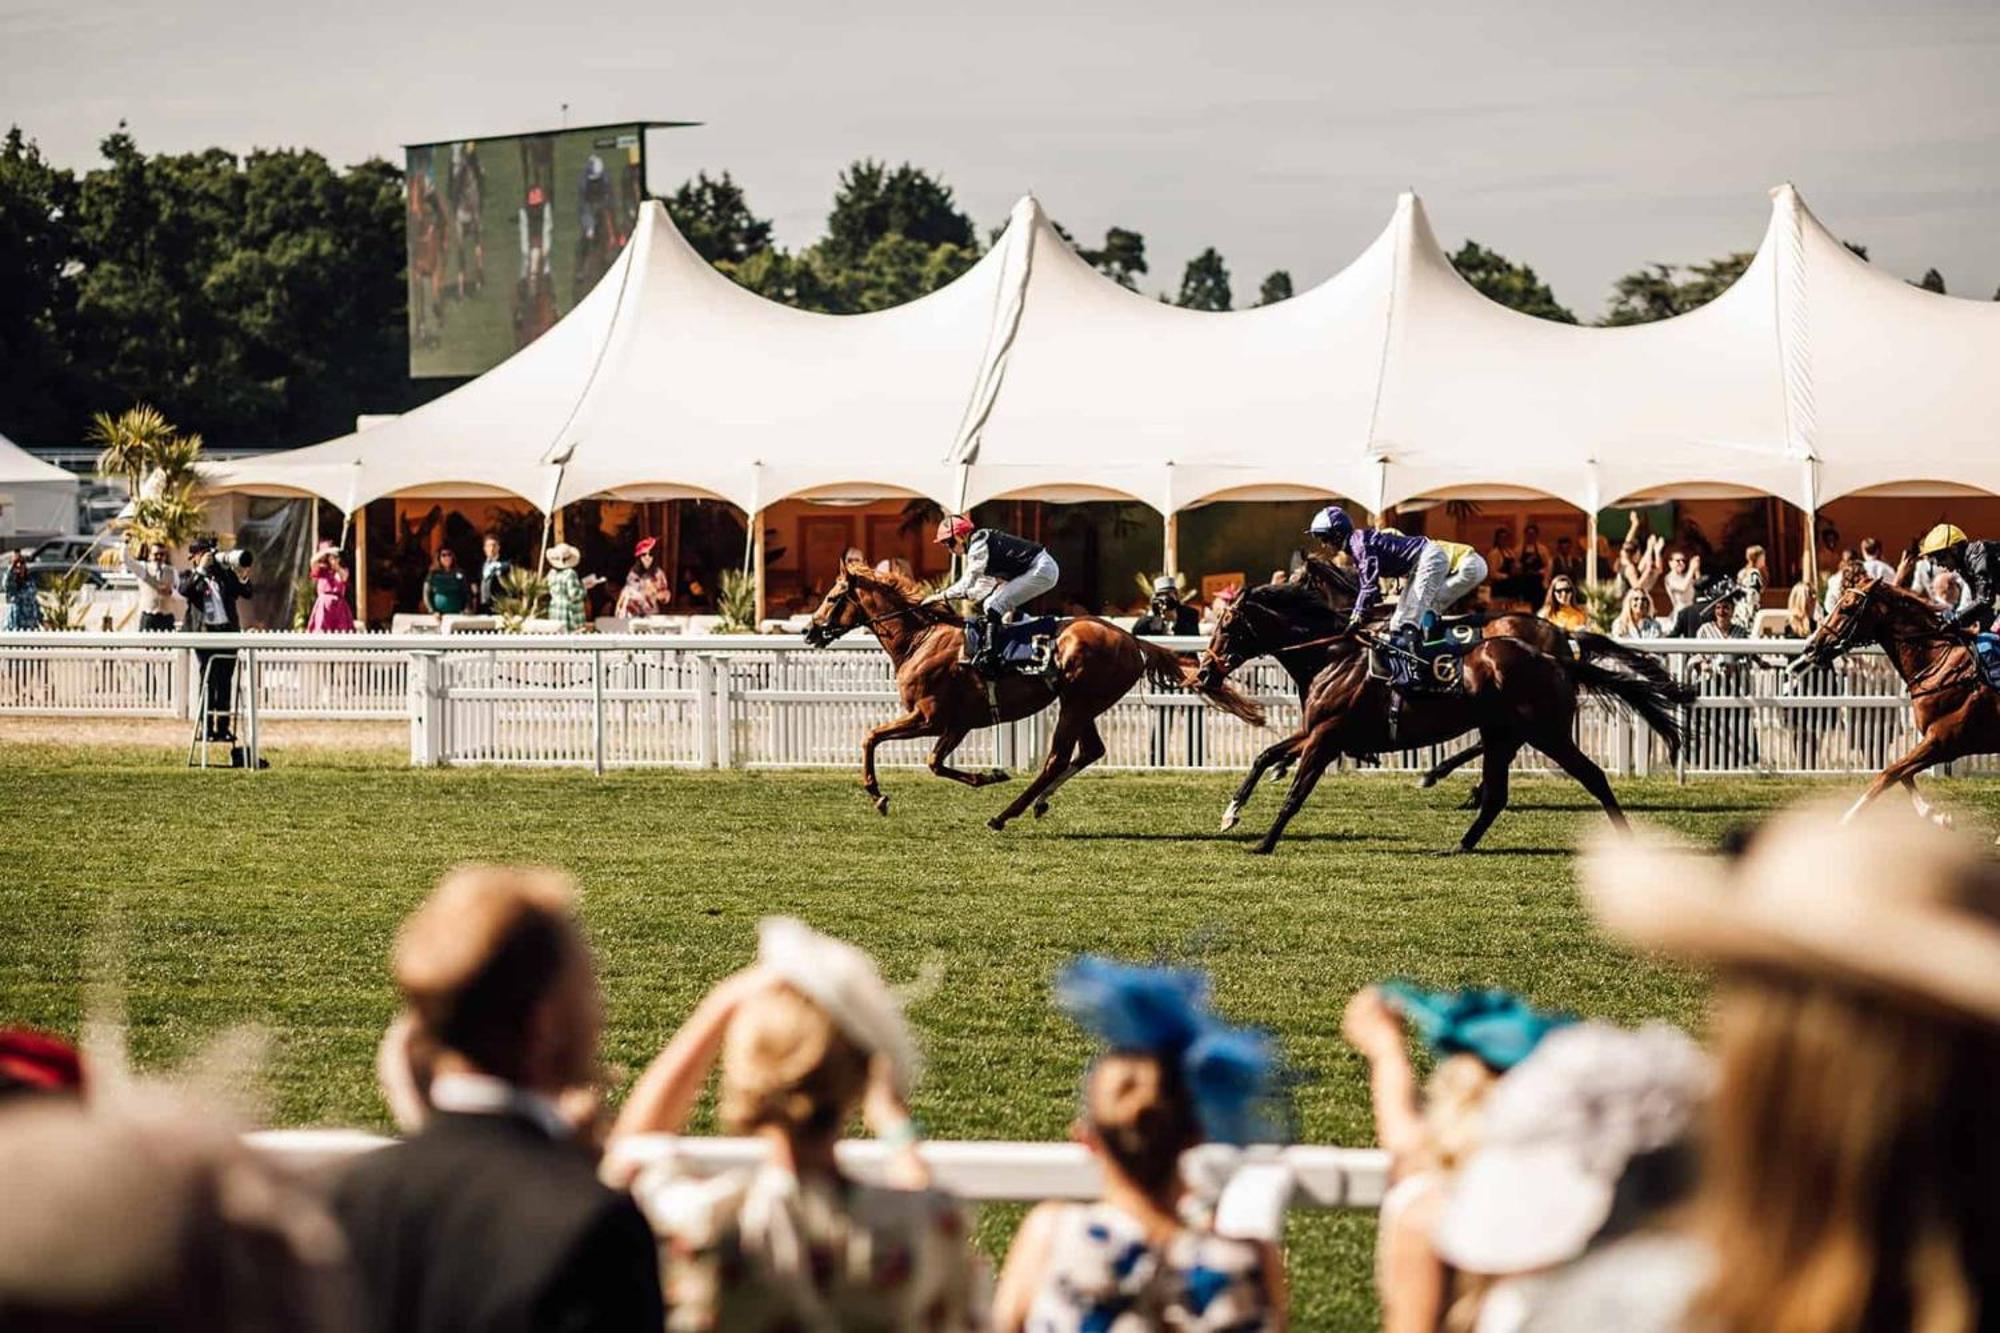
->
[0, 631, 1969, 777]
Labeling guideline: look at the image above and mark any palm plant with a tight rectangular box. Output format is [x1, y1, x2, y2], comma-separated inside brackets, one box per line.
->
[128, 487, 208, 551]
[716, 569, 758, 633]
[87, 405, 175, 495]
[492, 567, 548, 632]
[35, 570, 88, 631]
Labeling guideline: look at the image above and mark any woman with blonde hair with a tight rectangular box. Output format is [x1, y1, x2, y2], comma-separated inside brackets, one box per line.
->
[1576, 803, 2000, 1333]
[1610, 588, 1666, 640]
[609, 919, 981, 1331]
[1342, 983, 1572, 1333]
[994, 958, 1287, 1332]
[1778, 580, 1817, 638]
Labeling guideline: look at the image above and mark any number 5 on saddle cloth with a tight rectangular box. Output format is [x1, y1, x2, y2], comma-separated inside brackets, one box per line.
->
[964, 616, 1061, 678]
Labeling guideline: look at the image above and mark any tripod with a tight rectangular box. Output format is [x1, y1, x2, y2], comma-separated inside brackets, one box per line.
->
[186, 648, 263, 769]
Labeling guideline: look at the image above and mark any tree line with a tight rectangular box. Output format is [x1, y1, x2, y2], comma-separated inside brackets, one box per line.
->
[3, 125, 1987, 449]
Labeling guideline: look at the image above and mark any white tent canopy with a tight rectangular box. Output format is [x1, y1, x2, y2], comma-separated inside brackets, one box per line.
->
[0, 433, 80, 540]
[207, 185, 2000, 522]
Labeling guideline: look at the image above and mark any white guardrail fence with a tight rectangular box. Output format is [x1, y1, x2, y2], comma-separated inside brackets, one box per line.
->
[248, 1130, 1389, 1232]
[0, 631, 1980, 778]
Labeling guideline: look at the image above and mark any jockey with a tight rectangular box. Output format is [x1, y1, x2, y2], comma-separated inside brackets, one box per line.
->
[1917, 523, 2000, 631]
[928, 515, 1061, 673]
[1307, 504, 1450, 694]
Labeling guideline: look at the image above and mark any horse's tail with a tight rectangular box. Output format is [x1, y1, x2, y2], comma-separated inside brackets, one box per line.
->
[1570, 631, 1680, 691]
[1563, 654, 1695, 761]
[1137, 638, 1266, 726]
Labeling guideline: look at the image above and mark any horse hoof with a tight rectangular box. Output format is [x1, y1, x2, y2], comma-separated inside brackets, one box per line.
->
[1248, 842, 1275, 856]
[986, 815, 1007, 832]
[1032, 802, 1050, 819]
[986, 769, 1012, 784]
[1418, 772, 1439, 790]
[1219, 801, 1241, 832]
[873, 795, 890, 816]
[1437, 845, 1469, 858]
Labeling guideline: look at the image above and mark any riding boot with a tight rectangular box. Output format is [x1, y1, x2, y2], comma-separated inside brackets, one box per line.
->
[974, 611, 1004, 677]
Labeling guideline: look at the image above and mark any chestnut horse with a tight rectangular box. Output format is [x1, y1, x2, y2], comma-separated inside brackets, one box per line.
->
[1790, 572, 2000, 828]
[803, 563, 1264, 828]
[1195, 579, 1691, 853]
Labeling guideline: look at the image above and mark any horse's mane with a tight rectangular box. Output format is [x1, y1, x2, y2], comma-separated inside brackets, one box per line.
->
[1241, 578, 1347, 623]
[1299, 552, 1359, 598]
[843, 561, 959, 626]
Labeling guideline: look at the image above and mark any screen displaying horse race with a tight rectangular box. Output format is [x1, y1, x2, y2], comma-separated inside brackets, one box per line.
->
[404, 123, 649, 378]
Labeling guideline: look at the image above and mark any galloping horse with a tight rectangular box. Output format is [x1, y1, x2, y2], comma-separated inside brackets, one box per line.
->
[1790, 572, 2000, 827]
[803, 563, 1265, 828]
[1195, 581, 1692, 853]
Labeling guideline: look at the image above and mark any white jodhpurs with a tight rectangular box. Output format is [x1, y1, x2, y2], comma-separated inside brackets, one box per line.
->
[1438, 551, 1490, 611]
[982, 551, 1060, 618]
[1389, 543, 1452, 631]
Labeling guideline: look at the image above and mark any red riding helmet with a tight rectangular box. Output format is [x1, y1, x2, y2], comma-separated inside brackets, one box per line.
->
[935, 514, 975, 545]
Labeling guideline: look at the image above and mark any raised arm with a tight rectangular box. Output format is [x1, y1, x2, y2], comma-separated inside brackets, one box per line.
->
[608, 967, 775, 1144]
[1340, 987, 1427, 1167]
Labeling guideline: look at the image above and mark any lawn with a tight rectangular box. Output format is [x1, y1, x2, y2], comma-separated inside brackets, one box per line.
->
[4, 739, 1974, 1329]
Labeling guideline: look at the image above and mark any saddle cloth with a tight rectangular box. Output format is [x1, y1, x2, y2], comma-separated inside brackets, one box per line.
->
[1973, 633, 2000, 690]
[965, 616, 1062, 676]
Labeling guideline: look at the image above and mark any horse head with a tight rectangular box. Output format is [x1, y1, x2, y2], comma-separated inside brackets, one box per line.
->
[1792, 572, 1886, 674]
[802, 565, 869, 646]
[1196, 582, 1346, 689]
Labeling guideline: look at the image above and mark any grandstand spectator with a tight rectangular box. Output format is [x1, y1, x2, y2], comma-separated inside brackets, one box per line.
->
[1134, 576, 1199, 635]
[1486, 527, 1522, 600]
[612, 918, 982, 1330]
[1550, 535, 1582, 583]
[122, 540, 179, 631]
[422, 547, 471, 616]
[1858, 535, 1896, 583]
[1661, 548, 1700, 616]
[1539, 576, 1591, 632]
[615, 538, 671, 619]
[1730, 545, 1767, 635]
[1435, 1022, 1708, 1333]
[0, 1096, 353, 1330]
[476, 533, 513, 613]
[1610, 588, 1668, 639]
[1517, 524, 1552, 603]
[1614, 523, 1663, 611]
[1930, 568, 1971, 616]
[1340, 984, 1569, 1333]
[1772, 581, 1817, 638]
[1576, 804, 2000, 1333]
[332, 865, 662, 1333]
[994, 958, 1285, 1332]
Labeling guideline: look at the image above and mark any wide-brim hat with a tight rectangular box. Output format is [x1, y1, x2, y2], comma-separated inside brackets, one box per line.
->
[1581, 800, 2000, 1025]
[1151, 575, 1180, 596]
[757, 917, 918, 1097]
[312, 540, 339, 563]
[545, 543, 581, 570]
[633, 537, 657, 558]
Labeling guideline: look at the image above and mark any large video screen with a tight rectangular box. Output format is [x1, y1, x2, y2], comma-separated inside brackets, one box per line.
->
[405, 123, 648, 378]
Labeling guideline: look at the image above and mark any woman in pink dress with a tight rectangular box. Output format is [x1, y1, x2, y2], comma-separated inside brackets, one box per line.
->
[306, 541, 356, 632]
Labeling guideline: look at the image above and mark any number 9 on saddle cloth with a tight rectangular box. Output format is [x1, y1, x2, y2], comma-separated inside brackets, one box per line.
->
[1372, 615, 1480, 692]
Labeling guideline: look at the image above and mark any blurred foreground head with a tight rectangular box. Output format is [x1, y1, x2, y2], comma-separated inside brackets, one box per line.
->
[393, 865, 600, 1095]
[1584, 802, 2000, 1333]
[0, 1097, 350, 1331]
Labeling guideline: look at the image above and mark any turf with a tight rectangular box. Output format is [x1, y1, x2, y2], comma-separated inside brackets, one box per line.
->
[5, 740, 1982, 1329]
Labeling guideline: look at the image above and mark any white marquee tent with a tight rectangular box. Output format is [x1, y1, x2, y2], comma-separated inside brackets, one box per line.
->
[208, 183, 2000, 563]
[0, 433, 80, 541]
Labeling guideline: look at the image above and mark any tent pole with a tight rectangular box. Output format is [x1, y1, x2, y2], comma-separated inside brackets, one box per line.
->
[553, 507, 567, 545]
[752, 509, 768, 625]
[354, 503, 370, 631]
[1804, 508, 1819, 589]
[1585, 510, 1600, 591]
[1163, 511, 1180, 579]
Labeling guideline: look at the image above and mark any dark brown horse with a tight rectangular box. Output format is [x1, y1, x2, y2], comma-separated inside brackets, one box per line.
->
[1790, 572, 2000, 828]
[1196, 579, 1691, 853]
[803, 562, 1264, 828]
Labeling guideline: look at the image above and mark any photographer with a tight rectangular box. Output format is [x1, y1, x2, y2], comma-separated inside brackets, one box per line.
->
[177, 537, 255, 761]
[1132, 575, 1198, 636]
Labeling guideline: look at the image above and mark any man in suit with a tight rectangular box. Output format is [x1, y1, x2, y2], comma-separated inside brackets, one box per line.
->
[177, 537, 255, 763]
[332, 866, 663, 1333]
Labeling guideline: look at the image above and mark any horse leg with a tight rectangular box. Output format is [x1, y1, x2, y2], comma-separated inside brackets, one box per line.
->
[1530, 731, 1629, 833]
[1453, 734, 1521, 853]
[989, 711, 1082, 831]
[1223, 732, 1306, 831]
[1252, 724, 1342, 855]
[1843, 732, 1954, 826]
[927, 727, 1008, 788]
[861, 710, 933, 816]
[1035, 717, 1107, 819]
[1419, 742, 1482, 790]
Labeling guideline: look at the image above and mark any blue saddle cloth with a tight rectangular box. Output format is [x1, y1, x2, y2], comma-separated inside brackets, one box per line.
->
[965, 616, 1061, 672]
[1973, 632, 2000, 689]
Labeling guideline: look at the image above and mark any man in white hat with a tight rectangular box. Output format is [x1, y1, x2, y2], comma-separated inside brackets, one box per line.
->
[1133, 575, 1198, 636]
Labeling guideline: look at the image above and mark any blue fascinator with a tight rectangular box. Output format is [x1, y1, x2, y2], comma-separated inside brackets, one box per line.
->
[1055, 957, 1284, 1146]
[1379, 980, 1575, 1072]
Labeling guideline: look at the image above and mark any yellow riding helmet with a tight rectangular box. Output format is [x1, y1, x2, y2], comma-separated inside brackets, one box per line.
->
[1919, 523, 1968, 556]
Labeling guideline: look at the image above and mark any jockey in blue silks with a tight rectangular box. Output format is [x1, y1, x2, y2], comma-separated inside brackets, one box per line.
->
[1308, 505, 1455, 724]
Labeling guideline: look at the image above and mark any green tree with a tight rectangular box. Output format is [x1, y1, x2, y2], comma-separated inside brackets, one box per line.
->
[1600, 253, 1753, 325]
[821, 160, 974, 266]
[1176, 247, 1232, 311]
[0, 127, 82, 441]
[1449, 240, 1575, 322]
[1079, 226, 1148, 290]
[665, 171, 772, 266]
[1913, 267, 1946, 294]
[1255, 270, 1294, 306]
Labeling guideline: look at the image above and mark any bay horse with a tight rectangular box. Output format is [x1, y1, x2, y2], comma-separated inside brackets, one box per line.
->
[802, 562, 1265, 828]
[1195, 580, 1692, 853]
[1789, 572, 2000, 828]
[1201, 573, 1685, 814]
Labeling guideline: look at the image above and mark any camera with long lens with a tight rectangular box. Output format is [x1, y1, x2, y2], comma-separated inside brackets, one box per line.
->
[214, 548, 253, 571]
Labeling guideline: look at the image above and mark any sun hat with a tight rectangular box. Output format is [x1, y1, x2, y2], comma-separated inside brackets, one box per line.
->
[545, 543, 581, 570]
[0, 1028, 84, 1094]
[1151, 575, 1180, 596]
[1434, 1021, 1710, 1275]
[1378, 981, 1574, 1072]
[1580, 800, 2000, 1025]
[312, 540, 340, 564]
[756, 917, 918, 1098]
[633, 537, 657, 558]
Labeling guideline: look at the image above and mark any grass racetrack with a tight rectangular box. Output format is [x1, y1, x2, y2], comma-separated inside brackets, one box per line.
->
[8, 735, 1986, 1328]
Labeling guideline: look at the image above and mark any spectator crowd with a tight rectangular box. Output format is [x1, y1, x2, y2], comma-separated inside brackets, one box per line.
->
[4, 794, 1997, 1332]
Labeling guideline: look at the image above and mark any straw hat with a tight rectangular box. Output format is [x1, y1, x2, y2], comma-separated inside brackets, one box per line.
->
[312, 540, 340, 565]
[756, 917, 918, 1097]
[1581, 800, 2000, 1024]
[545, 543, 581, 570]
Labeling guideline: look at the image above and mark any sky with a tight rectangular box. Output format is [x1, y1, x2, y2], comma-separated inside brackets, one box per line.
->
[7, 0, 1999, 313]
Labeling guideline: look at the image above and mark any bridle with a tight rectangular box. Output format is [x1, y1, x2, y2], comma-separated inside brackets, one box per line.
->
[1802, 578, 1976, 699]
[1199, 595, 1351, 685]
[804, 578, 942, 645]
